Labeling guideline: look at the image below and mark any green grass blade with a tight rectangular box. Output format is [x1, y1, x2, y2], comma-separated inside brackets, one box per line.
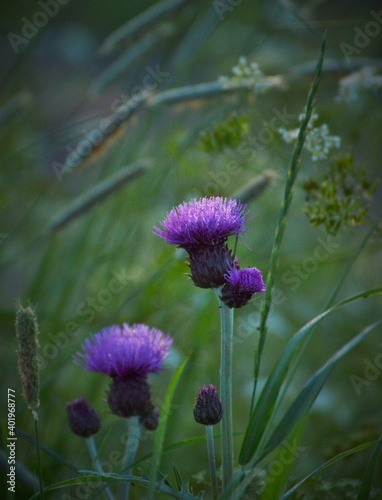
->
[356, 433, 382, 500]
[272, 211, 382, 435]
[148, 354, 190, 499]
[29, 472, 201, 500]
[252, 32, 327, 411]
[239, 287, 382, 465]
[282, 440, 379, 499]
[260, 416, 308, 500]
[260, 320, 382, 461]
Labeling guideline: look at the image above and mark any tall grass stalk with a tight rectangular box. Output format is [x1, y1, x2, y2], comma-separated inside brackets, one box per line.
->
[251, 33, 327, 413]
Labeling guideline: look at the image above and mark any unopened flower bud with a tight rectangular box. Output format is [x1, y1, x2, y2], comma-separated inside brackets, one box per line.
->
[194, 385, 223, 426]
[66, 398, 101, 438]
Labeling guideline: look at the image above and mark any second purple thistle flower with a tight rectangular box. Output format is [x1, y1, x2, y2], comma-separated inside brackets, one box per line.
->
[153, 196, 248, 250]
[154, 196, 248, 289]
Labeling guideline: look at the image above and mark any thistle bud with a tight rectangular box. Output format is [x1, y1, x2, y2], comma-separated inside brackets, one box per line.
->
[66, 398, 101, 438]
[194, 385, 223, 426]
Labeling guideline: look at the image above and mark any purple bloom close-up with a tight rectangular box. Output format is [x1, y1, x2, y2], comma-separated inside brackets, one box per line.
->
[153, 197, 248, 249]
[75, 323, 172, 379]
[221, 266, 265, 308]
[225, 267, 265, 293]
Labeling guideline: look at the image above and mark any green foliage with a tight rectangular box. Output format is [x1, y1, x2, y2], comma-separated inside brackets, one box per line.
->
[1, 2, 382, 499]
[198, 114, 251, 154]
[302, 153, 379, 235]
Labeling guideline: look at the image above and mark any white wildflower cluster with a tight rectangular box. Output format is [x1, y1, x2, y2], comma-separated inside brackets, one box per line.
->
[336, 66, 382, 103]
[279, 112, 341, 161]
[219, 56, 272, 94]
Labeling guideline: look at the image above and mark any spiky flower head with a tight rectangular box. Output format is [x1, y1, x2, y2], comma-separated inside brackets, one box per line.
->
[75, 324, 172, 419]
[194, 385, 223, 426]
[221, 267, 265, 308]
[75, 323, 172, 379]
[15, 304, 40, 415]
[66, 397, 101, 438]
[153, 197, 247, 250]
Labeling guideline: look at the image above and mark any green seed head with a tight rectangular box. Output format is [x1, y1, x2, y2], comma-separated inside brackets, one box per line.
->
[15, 304, 40, 413]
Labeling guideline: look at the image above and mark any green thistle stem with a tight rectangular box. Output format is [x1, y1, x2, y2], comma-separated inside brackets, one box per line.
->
[120, 416, 141, 500]
[215, 291, 234, 491]
[205, 425, 219, 500]
[86, 437, 114, 500]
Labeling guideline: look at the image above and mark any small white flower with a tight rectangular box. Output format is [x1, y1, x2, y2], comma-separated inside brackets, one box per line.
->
[219, 56, 270, 94]
[279, 111, 341, 161]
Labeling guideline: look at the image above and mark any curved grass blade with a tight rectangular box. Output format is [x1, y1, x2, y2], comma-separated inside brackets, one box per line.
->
[98, 0, 192, 56]
[272, 211, 382, 437]
[148, 354, 190, 499]
[259, 320, 382, 462]
[260, 416, 308, 500]
[239, 287, 382, 465]
[356, 433, 382, 500]
[29, 472, 202, 500]
[282, 440, 379, 499]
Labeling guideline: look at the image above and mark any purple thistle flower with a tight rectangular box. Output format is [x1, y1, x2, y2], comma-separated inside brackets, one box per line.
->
[75, 324, 172, 379]
[75, 324, 172, 419]
[221, 267, 265, 308]
[153, 197, 248, 250]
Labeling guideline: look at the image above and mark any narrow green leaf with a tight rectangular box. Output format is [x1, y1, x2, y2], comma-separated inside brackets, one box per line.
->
[260, 416, 308, 500]
[282, 441, 379, 499]
[29, 472, 201, 500]
[239, 287, 382, 465]
[148, 355, 190, 499]
[260, 321, 382, 461]
[252, 32, 327, 412]
[356, 433, 382, 500]
[172, 463, 183, 491]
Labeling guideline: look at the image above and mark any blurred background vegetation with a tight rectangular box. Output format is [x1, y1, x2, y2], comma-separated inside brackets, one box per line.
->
[1, 0, 382, 498]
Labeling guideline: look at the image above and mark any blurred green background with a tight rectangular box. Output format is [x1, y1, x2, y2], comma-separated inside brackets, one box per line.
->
[1, 0, 382, 498]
